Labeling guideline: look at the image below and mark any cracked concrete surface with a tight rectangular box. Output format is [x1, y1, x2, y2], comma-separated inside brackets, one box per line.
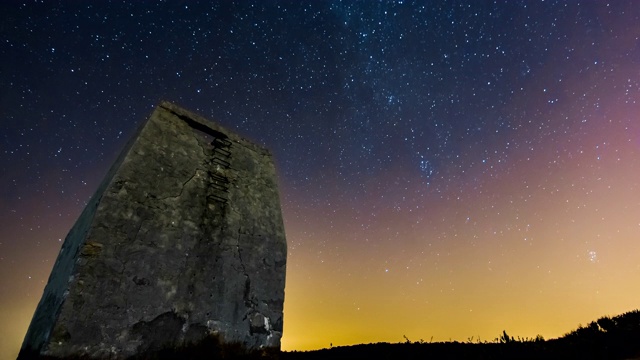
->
[19, 102, 287, 359]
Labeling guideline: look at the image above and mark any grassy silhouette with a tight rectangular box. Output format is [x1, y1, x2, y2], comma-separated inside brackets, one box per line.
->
[282, 309, 640, 360]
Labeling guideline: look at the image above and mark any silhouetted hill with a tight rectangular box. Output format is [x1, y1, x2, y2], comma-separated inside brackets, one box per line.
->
[282, 310, 640, 360]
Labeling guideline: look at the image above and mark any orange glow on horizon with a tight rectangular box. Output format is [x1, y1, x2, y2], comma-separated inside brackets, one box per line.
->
[280, 92, 640, 350]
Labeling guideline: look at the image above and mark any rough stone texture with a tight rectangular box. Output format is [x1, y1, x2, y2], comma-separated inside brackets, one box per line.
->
[19, 101, 287, 359]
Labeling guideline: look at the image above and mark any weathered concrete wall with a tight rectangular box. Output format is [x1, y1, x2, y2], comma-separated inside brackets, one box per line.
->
[19, 101, 287, 359]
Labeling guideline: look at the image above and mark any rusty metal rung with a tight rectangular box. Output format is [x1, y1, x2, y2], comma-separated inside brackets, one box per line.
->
[210, 182, 228, 192]
[210, 173, 229, 183]
[213, 147, 231, 157]
[212, 157, 230, 168]
[209, 194, 228, 204]
[213, 137, 232, 148]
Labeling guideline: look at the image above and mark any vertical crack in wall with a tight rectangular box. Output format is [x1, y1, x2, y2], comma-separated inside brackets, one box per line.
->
[235, 234, 252, 309]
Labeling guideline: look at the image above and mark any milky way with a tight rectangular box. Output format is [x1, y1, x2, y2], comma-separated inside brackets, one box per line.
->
[1, 1, 640, 357]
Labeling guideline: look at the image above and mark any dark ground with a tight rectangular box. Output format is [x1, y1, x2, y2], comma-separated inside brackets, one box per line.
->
[282, 310, 640, 360]
[16, 310, 640, 359]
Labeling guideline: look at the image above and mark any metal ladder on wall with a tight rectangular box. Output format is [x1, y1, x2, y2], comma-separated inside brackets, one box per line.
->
[209, 137, 232, 204]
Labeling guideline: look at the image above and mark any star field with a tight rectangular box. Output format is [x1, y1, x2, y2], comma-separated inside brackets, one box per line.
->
[1, 1, 640, 358]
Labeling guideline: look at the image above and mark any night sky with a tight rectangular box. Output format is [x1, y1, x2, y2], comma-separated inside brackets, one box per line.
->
[2, 0, 640, 358]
